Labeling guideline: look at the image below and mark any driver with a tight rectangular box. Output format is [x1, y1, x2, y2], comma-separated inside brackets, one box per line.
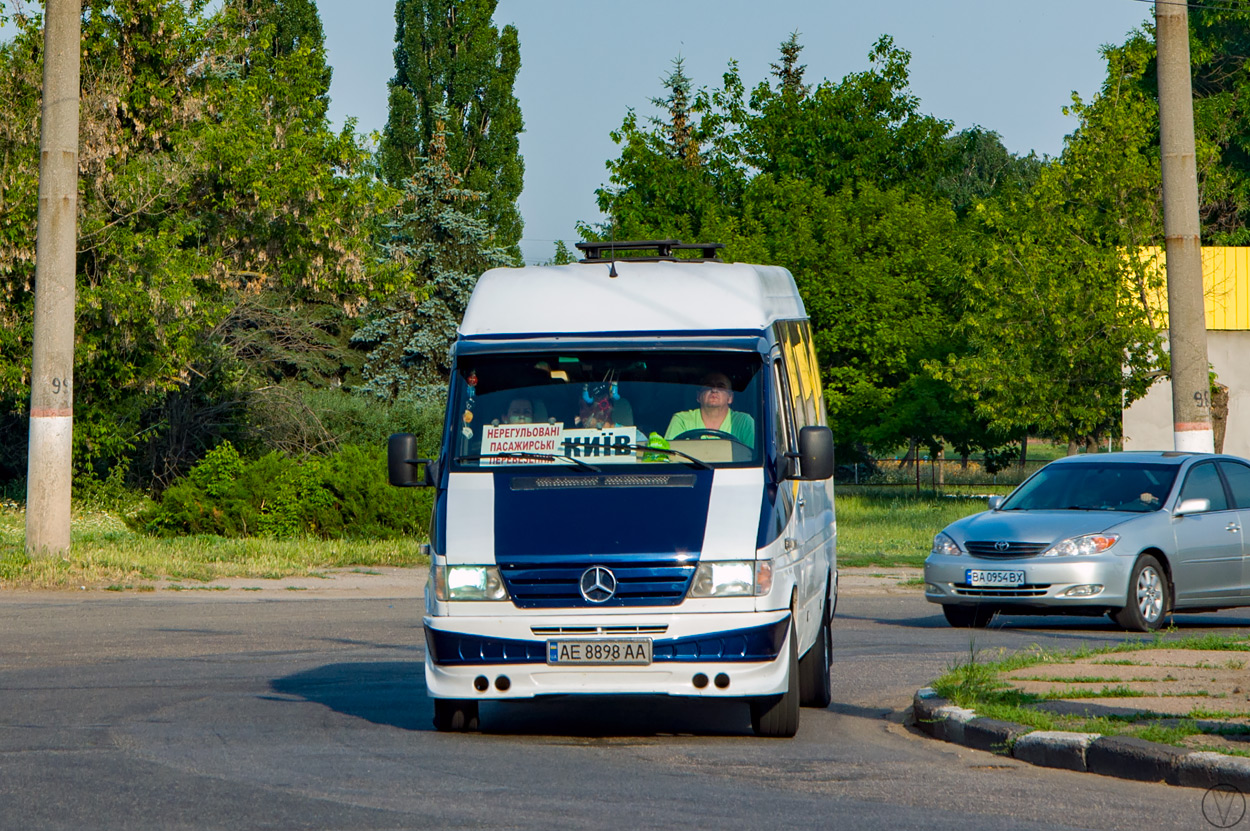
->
[664, 372, 755, 447]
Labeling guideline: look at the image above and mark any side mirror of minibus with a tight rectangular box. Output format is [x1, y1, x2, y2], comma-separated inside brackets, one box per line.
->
[790, 426, 835, 481]
[388, 433, 435, 487]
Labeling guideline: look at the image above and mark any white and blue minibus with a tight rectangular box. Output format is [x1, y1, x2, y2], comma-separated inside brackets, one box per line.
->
[388, 241, 837, 737]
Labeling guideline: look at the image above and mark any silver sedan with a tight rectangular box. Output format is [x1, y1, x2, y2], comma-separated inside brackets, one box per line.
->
[923, 451, 1250, 631]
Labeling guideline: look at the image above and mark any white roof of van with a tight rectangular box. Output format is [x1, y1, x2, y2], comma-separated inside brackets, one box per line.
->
[458, 260, 806, 337]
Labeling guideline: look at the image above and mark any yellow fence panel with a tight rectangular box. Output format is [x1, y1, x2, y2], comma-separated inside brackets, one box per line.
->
[1134, 246, 1250, 330]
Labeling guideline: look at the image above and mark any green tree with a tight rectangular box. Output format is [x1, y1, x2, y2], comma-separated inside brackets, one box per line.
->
[933, 52, 1165, 447]
[592, 36, 998, 458]
[589, 57, 746, 243]
[0, 0, 389, 488]
[354, 115, 512, 399]
[936, 127, 1042, 217]
[380, 0, 524, 258]
[742, 36, 952, 197]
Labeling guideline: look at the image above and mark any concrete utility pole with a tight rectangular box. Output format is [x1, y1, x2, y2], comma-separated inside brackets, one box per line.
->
[1156, 0, 1214, 453]
[26, 0, 82, 557]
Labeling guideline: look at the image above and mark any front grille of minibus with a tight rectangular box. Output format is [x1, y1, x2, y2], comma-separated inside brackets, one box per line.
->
[500, 559, 696, 608]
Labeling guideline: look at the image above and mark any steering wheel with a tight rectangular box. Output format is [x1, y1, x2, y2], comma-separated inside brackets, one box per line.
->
[672, 429, 752, 449]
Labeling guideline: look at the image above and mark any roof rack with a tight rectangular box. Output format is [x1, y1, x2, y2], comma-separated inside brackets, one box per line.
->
[575, 239, 725, 263]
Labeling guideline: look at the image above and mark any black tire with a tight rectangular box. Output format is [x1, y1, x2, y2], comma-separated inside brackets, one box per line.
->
[798, 587, 833, 708]
[1113, 555, 1170, 632]
[432, 698, 479, 732]
[751, 622, 800, 737]
[942, 604, 996, 628]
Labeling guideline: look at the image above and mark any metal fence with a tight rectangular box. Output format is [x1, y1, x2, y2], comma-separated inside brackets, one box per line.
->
[835, 457, 1049, 492]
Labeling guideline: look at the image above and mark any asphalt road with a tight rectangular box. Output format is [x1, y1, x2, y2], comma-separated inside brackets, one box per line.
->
[2, 585, 1248, 830]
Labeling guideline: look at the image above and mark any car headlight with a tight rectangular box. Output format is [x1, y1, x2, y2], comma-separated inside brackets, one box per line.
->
[688, 560, 772, 597]
[432, 565, 509, 601]
[931, 532, 963, 557]
[1041, 534, 1119, 557]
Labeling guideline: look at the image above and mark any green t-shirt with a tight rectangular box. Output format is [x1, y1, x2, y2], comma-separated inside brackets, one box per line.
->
[664, 409, 755, 448]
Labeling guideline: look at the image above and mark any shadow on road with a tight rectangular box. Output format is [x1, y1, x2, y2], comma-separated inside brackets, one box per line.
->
[270, 661, 433, 731]
[269, 662, 755, 737]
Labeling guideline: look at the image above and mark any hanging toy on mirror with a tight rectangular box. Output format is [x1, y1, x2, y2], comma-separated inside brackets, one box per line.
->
[577, 372, 619, 430]
[467, 370, 478, 388]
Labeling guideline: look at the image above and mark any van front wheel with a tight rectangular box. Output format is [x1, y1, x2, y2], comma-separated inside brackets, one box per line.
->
[750, 622, 800, 737]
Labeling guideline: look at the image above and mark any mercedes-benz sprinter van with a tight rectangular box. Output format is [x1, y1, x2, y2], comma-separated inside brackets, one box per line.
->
[389, 240, 836, 737]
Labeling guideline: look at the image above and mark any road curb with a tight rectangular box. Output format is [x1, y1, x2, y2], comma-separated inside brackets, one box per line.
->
[912, 687, 1250, 789]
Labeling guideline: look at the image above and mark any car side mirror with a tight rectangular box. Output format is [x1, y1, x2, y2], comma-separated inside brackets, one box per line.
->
[788, 426, 834, 481]
[987, 496, 1004, 511]
[1174, 497, 1211, 516]
[388, 433, 434, 488]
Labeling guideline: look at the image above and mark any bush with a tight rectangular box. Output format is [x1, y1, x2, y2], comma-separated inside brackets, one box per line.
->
[243, 385, 444, 458]
[133, 440, 432, 540]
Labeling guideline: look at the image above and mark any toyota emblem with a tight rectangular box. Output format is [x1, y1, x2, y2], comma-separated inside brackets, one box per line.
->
[994, 540, 1011, 553]
[579, 566, 617, 603]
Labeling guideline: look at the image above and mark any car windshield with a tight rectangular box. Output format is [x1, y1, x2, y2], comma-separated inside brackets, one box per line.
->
[448, 350, 764, 470]
[1001, 462, 1179, 512]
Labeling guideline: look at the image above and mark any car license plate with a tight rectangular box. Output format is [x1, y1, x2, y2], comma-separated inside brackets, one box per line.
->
[966, 569, 1025, 587]
[547, 639, 652, 666]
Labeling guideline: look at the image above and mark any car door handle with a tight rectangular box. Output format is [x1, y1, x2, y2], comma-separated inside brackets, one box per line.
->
[1227, 523, 1241, 533]
[796, 496, 806, 509]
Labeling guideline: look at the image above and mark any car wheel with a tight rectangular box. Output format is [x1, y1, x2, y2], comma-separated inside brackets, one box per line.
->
[798, 593, 833, 708]
[1113, 555, 1170, 632]
[751, 621, 800, 737]
[942, 604, 996, 628]
[432, 698, 480, 732]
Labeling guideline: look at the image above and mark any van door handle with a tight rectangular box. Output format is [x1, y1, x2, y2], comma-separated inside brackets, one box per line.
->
[796, 496, 806, 509]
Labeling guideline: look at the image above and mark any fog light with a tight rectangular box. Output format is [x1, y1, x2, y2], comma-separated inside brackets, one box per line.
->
[924, 582, 941, 594]
[1062, 584, 1104, 597]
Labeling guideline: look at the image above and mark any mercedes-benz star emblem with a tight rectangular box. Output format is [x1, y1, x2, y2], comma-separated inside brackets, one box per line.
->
[994, 540, 1011, 553]
[579, 566, 617, 603]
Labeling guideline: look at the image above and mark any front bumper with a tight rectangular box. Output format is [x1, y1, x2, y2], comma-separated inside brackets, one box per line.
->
[423, 610, 792, 700]
[923, 555, 1134, 610]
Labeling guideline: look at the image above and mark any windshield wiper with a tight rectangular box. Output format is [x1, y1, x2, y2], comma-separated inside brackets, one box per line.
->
[628, 444, 711, 470]
[455, 452, 601, 473]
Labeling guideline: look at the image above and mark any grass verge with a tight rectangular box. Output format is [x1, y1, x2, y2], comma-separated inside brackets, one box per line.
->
[0, 501, 427, 590]
[928, 633, 1250, 756]
[836, 492, 989, 567]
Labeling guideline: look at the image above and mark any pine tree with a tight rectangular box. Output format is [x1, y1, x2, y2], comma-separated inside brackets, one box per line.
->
[770, 32, 810, 99]
[354, 112, 512, 399]
[381, 0, 524, 259]
[652, 57, 699, 167]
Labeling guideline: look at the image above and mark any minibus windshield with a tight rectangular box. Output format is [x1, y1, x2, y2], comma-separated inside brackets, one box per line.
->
[448, 350, 764, 469]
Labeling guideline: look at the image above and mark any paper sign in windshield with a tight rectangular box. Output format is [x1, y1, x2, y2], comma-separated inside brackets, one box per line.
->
[480, 423, 638, 464]
[482, 423, 562, 463]
[559, 427, 637, 462]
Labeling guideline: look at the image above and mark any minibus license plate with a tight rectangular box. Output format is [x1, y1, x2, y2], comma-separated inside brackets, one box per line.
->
[547, 639, 652, 666]
[966, 569, 1025, 587]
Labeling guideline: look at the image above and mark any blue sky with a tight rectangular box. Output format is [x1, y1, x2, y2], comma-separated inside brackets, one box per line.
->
[323, 1, 1150, 264]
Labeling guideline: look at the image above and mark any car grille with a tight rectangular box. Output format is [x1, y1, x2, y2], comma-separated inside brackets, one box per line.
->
[965, 541, 1049, 558]
[500, 557, 696, 608]
[953, 583, 1051, 598]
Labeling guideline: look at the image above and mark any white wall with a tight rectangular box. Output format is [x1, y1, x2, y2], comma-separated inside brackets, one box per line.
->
[1123, 330, 1250, 457]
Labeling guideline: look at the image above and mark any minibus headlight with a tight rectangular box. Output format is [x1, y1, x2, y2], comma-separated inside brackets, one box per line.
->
[432, 565, 509, 601]
[688, 560, 771, 598]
